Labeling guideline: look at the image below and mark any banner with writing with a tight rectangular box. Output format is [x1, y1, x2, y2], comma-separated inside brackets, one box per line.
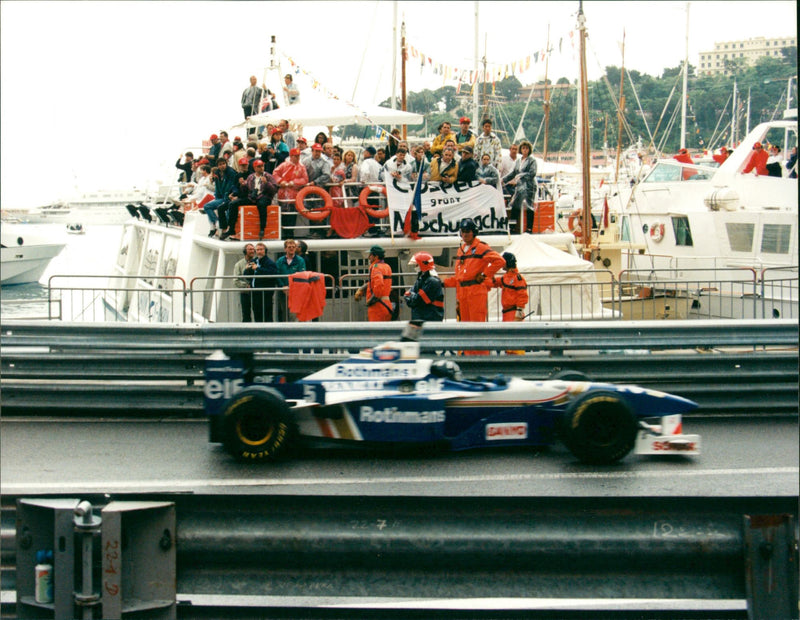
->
[384, 180, 508, 236]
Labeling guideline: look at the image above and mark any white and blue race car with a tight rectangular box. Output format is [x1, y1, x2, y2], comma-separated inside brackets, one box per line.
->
[204, 323, 700, 464]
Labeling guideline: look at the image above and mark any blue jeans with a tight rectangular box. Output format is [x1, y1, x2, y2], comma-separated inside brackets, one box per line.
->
[204, 199, 229, 228]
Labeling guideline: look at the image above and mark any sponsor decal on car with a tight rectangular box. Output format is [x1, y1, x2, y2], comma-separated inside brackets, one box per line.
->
[373, 349, 401, 361]
[335, 365, 412, 378]
[359, 405, 445, 424]
[485, 422, 528, 440]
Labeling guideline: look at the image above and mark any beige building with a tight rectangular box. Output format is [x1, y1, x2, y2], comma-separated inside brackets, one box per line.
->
[698, 36, 796, 76]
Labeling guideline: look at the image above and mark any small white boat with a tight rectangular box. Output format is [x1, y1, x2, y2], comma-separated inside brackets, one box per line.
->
[1, 225, 66, 286]
[66, 222, 86, 235]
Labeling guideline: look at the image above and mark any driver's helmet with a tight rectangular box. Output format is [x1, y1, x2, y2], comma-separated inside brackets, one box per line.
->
[430, 359, 463, 381]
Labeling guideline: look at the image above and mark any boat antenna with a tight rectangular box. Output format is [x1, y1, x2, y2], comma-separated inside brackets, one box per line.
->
[578, 0, 592, 254]
[614, 28, 626, 183]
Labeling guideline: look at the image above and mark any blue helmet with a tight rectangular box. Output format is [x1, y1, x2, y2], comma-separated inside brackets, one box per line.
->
[459, 218, 478, 234]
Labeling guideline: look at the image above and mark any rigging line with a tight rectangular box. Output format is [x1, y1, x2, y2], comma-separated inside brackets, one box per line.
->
[352, 0, 381, 102]
[658, 98, 682, 154]
[625, 70, 655, 147]
[707, 94, 732, 149]
[649, 71, 683, 154]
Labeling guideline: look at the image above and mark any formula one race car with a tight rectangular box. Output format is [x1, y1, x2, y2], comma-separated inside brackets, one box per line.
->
[204, 322, 701, 464]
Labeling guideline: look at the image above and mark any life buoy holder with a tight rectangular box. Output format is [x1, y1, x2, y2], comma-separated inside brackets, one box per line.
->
[295, 186, 332, 221]
[359, 185, 389, 219]
[567, 209, 584, 240]
[649, 222, 665, 242]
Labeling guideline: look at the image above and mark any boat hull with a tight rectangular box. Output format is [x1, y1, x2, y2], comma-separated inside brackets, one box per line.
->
[1, 243, 65, 286]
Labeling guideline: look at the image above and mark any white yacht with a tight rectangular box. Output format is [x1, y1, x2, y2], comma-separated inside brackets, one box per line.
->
[1, 224, 66, 286]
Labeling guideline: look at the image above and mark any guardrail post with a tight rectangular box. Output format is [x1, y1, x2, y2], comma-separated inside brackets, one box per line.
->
[73, 501, 101, 618]
[744, 514, 799, 620]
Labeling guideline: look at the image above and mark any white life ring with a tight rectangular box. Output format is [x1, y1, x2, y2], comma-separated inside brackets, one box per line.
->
[649, 222, 665, 242]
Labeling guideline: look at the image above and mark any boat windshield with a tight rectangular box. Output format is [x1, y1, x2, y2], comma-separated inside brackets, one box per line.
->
[642, 162, 715, 183]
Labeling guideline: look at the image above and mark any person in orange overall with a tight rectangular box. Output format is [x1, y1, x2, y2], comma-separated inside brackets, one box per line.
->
[673, 148, 696, 180]
[492, 252, 529, 322]
[353, 245, 393, 321]
[742, 141, 769, 176]
[491, 252, 529, 354]
[443, 218, 506, 354]
[273, 148, 309, 233]
[712, 146, 730, 165]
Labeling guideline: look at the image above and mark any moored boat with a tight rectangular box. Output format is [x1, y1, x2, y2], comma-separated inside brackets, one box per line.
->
[1, 225, 66, 286]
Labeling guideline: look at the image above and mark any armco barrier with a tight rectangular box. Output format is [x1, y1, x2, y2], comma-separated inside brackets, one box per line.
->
[1, 319, 797, 416]
[2, 495, 798, 619]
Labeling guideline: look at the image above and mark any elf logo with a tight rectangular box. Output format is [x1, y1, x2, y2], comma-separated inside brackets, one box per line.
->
[485, 422, 528, 440]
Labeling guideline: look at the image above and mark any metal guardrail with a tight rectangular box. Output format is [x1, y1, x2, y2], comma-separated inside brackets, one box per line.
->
[41, 266, 798, 323]
[1, 320, 797, 416]
[2, 495, 798, 618]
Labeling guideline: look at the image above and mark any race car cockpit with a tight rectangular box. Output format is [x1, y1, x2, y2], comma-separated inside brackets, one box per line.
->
[430, 359, 463, 382]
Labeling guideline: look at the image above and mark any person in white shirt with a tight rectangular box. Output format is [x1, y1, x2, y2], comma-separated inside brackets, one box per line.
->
[358, 146, 382, 183]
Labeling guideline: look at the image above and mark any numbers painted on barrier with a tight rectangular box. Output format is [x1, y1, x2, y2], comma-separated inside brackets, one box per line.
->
[349, 518, 401, 531]
[653, 521, 722, 539]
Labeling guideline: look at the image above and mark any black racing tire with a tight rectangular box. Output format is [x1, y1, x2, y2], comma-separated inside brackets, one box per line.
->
[550, 369, 591, 382]
[222, 387, 296, 461]
[558, 390, 637, 464]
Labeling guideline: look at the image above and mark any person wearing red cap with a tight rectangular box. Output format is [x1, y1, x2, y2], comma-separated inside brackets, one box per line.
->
[404, 252, 444, 322]
[273, 148, 309, 233]
[455, 117, 476, 154]
[743, 141, 768, 176]
[712, 146, 730, 166]
[245, 160, 278, 240]
[673, 147, 694, 165]
[208, 134, 221, 160]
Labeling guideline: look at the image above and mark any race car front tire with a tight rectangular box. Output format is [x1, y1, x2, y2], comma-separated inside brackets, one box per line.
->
[222, 387, 296, 461]
[558, 391, 637, 464]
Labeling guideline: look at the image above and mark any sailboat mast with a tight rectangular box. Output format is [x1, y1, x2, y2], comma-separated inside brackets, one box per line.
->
[473, 1, 480, 122]
[543, 24, 551, 161]
[401, 21, 408, 139]
[680, 2, 689, 150]
[731, 80, 738, 145]
[578, 1, 592, 250]
[614, 29, 626, 183]
[391, 1, 398, 109]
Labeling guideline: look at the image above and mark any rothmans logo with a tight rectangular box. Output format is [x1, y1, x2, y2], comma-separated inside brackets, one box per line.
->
[359, 405, 445, 424]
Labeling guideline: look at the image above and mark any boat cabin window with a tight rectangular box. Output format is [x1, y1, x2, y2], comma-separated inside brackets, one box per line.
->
[760, 224, 792, 254]
[725, 222, 755, 253]
[670, 216, 693, 246]
[620, 215, 632, 242]
[643, 163, 681, 183]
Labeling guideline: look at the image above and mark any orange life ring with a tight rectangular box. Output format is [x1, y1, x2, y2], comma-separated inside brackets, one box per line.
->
[649, 222, 665, 242]
[567, 209, 584, 239]
[359, 185, 389, 219]
[295, 186, 332, 221]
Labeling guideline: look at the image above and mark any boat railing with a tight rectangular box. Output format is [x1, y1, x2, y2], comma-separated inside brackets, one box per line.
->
[188, 273, 339, 323]
[615, 267, 795, 320]
[37, 267, 797, 323]
[760, 266, 799, 319]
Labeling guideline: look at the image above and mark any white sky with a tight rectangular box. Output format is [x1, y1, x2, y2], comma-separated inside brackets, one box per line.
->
[1, 0, 796, 207]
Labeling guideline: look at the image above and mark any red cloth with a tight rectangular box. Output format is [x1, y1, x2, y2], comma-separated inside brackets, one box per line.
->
[288, 271, 327, 321]
[329, 205, 371, 238]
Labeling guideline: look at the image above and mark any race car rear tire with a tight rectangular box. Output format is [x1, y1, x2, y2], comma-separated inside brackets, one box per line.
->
[558, 391, 637, 464]
[222, 387, 296, 461]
